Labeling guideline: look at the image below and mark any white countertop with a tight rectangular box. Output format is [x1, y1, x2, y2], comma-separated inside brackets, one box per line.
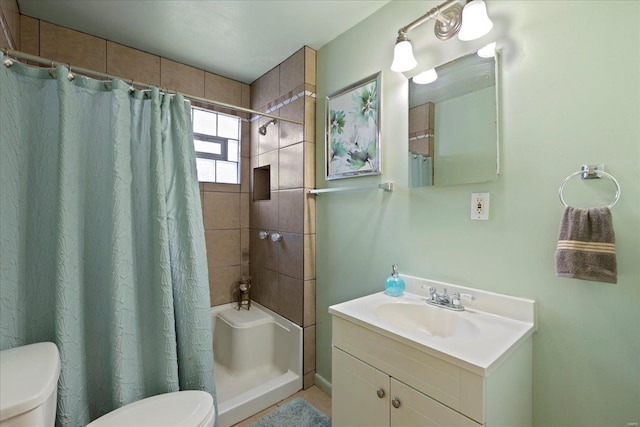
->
[329, 275, 537, 375]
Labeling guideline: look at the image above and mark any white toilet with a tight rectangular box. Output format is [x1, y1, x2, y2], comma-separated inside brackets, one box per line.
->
[0, 342, 60, 427]
[0, 342, 215, 427]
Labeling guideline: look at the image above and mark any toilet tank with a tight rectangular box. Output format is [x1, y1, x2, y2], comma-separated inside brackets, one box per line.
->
[0, 342, 60, 427]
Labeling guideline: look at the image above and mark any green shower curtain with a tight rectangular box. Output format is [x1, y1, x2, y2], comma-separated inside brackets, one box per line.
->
[0, 53, 216, 426]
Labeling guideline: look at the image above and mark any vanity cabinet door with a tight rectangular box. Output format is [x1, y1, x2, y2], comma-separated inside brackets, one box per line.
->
[332, 347, 389, 427]
[390, 378, 482, 427]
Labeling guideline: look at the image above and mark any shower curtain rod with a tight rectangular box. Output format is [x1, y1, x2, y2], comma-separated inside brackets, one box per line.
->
[1, 48, 303, 125]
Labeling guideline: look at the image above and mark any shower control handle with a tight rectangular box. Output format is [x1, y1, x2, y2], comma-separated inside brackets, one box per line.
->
[270, 232, 282, 242]
[376, 388, 385, 398]
[258, 230, 270, 240]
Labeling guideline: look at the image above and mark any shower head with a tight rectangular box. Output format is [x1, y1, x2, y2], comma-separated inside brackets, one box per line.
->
[258, 119, 277, 136]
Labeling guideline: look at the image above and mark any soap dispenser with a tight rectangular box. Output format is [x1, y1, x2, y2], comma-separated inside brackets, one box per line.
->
[384, 264, 405, 297]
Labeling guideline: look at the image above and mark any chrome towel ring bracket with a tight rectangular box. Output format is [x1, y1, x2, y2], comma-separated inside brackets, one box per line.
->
[558, 165, 621, 209]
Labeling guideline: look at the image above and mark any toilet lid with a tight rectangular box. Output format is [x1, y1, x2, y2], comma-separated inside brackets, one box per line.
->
[87, 391, 214, 427]
[0, 342, 60, 422]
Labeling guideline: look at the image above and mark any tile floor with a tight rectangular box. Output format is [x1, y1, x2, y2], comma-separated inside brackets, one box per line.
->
[231, 386, 331, 427]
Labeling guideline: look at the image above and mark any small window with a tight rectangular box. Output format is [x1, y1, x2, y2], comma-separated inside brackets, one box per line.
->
[192, 107, 241, 184]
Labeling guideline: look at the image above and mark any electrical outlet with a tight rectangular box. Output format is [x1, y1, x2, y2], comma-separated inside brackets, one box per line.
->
[471, 193, 490, 220]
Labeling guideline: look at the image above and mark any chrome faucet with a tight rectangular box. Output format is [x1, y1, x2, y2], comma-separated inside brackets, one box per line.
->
[423, 286, 475, 311]
[437, 288, 450, 305]
[427, 286, 438, 303]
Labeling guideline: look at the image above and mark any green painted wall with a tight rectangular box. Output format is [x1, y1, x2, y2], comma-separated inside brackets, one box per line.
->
[314, 1, 640, 426]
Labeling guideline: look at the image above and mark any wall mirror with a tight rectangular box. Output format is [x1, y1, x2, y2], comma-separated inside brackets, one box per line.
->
[408, 49, 499, 187]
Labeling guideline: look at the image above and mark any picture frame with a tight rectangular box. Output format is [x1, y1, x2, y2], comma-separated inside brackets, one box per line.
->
[325, 72, 382, 180]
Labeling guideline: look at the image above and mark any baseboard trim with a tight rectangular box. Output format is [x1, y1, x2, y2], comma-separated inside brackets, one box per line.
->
[314, 372, 332, 397]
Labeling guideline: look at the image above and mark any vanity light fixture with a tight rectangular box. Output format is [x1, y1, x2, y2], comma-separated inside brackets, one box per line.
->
[391, 0, 494, 73]
[390, 31, 417, 72]
[413, 68, 438, 84]
[458, 0, 493, 41]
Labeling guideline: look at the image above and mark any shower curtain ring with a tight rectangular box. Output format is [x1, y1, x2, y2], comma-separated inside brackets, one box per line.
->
[2, 49, 14, 67]
[48, 63, 57, 79]
[128, 79, 135, 94]
[67, 64, 75, 81]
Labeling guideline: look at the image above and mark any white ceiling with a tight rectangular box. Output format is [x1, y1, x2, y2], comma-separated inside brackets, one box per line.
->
[17, 0, 390, 84]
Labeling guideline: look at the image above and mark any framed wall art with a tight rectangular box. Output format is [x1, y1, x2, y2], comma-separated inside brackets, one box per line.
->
[325, 72, 381, 180]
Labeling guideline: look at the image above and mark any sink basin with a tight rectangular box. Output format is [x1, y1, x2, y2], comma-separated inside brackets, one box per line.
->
[374, 302, 480, 338]
[329, 275, 537, 373]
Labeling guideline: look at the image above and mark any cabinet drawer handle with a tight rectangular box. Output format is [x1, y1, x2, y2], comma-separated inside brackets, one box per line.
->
[376, 388, 385, 398]
[392, 397, 401, 408]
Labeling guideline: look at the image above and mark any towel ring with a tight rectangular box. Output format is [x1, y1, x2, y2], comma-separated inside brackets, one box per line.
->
[558, 168, 621, 209]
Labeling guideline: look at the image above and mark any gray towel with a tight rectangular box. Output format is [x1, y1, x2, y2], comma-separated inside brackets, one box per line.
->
[555, 206, 617, 283]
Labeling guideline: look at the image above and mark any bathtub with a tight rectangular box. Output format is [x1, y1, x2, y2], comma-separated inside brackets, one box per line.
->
[211, 302, 303, 427]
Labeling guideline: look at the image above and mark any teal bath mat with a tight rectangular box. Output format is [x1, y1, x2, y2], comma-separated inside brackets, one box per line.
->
[248, 397, 331, 427]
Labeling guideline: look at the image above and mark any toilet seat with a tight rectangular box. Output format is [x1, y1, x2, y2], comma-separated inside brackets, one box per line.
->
[87, 391, 215, 427]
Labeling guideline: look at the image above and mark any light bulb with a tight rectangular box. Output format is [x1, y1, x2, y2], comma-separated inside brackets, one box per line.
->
[413, 68, 438, 84]
[458, 0, 493, 41]
[391, 40, 417, 72]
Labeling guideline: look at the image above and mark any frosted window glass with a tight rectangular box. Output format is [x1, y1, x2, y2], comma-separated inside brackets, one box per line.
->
[227, 140, 238, 162]
[217, 161, 238, 184]
[194, 139, 222, 155]
[193, 109, 217, 135]
[196, 158, 216, 182]
[192, 107, 241, 184]
[218, 114, 239, 139]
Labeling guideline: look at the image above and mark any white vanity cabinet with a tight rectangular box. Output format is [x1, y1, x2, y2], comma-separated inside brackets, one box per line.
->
[333, 346, 480, 427]
[329, 275, 536, 427]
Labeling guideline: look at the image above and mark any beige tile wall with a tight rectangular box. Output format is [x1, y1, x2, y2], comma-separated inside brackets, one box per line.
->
[17, 17, 252, 309]
[0, 0, 19, 49]
[250, 46, 317, 389]
[18, 15, 37, 56]
[107, 42, 160, 87]
[203, 183, 249, 307]
[40, 21, 106, 72]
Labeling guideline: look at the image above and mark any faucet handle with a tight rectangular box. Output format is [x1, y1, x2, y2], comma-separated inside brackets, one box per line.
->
[452, 292, 461, 308]
[430, 287, 438, 298]
[422, 286, 438, 302]
[421, 285, 438, 294]
[452, 292, 475, 307]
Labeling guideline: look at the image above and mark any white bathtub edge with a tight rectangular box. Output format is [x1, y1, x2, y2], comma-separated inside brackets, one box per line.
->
[211, 301, 303, 427]
[217, 371, 301, 427]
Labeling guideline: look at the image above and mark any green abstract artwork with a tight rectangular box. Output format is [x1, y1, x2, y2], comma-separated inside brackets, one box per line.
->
[325, 72, 381, 180]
